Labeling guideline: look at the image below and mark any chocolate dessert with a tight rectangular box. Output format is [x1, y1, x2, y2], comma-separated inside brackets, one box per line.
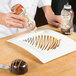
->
[10, 59, 28, 75]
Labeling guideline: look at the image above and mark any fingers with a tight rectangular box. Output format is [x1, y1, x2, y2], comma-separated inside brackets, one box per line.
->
[52, 21, 61, 27]
[47, 14, 62, 27]
[2, 13, 34, 29]
[56, 15, 62, 24]
[4, 13, 29, 28]
[8, 13, 26, 22]
[51, 15, 62, 27]
[48, 20, 61, 27]
[7, 17, 25, 25]
[6, 20, 24, 28]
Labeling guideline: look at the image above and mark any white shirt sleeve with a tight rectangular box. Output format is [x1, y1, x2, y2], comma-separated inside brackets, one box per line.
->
[38, 0, 52, 8]
[9, 0, 26, 8]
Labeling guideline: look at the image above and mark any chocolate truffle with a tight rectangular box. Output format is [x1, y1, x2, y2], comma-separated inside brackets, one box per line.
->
[10, 59, 28, 75]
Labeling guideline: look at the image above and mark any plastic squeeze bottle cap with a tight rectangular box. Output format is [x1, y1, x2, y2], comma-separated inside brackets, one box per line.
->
[64, 3, 72, 9]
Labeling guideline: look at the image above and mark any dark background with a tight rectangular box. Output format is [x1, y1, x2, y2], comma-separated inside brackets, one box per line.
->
[35, 0, 76, 32]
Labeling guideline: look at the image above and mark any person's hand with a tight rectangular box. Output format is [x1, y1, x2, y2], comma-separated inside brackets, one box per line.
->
[42, 6, 62, 27]
[0, 13, 28, 28]
[46, 14, 62, 27]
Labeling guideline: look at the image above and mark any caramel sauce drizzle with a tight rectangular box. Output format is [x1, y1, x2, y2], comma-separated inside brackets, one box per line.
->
[23, 35, 61, 51]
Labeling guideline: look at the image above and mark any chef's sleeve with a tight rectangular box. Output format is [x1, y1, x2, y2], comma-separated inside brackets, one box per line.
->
[9, 0, 27, 8]
[38, 0, 52, 8]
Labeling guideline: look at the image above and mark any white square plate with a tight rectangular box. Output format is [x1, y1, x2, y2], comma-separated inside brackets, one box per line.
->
[7, 29, 76, 63]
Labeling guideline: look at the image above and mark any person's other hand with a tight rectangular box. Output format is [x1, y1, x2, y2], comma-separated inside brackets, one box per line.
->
[46, 14, 62, 27]
[0, 13, 28, 28]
